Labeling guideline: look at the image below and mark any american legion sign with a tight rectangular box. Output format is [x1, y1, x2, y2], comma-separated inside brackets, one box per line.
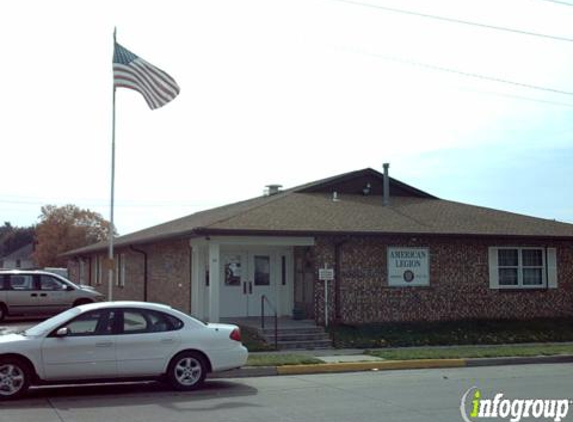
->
[388, 247, 430, 287]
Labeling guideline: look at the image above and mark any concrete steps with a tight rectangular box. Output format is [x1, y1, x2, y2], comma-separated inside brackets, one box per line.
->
[258, 326, 333, 350]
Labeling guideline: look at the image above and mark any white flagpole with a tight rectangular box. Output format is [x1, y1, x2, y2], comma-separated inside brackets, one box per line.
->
[108, 27, 117, 301]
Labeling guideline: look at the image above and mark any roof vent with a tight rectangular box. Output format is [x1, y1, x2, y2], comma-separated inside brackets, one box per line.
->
[383, 163, 390, 206]
[265, 184, 283, 196]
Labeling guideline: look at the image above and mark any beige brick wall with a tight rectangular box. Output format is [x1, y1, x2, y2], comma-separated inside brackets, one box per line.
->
[68, 239, 191, 314]
[68, 234, 573, 324]
[312, 235, 573, 324]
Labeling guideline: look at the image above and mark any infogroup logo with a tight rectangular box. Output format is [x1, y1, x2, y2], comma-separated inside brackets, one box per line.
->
[460, 387, 571, 422]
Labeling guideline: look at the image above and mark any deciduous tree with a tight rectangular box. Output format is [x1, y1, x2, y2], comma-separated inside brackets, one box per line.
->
[33, 205, 113, 267]
[0, 222, 36, 257]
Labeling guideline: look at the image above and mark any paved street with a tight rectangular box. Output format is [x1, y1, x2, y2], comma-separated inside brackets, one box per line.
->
[1, 363, 571, 422]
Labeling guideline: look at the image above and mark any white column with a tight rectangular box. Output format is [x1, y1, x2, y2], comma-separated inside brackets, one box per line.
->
[208, 242, 221, 323]
[191, 244, 205, 319]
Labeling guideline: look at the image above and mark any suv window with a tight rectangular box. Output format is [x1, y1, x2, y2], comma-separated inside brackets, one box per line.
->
[7, 274, 35, 291]
[40, 275, 68, 291]
[0, 275, 5, 290]
[122, 309, 183, 334]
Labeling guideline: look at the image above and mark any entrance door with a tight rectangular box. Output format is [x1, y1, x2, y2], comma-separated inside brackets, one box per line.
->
[219, 252, 277, 317]
[220, 253, 247, 317]
[248, 254, 274, 316]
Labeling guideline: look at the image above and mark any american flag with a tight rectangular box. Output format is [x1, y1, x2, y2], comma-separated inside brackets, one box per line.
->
[113, 43, 180, 110]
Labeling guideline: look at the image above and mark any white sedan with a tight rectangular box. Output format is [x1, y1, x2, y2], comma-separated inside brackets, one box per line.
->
[0, 301, 248, 399]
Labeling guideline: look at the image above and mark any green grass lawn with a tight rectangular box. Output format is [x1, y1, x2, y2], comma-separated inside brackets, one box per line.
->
[366, 344, 573, 360]
[247, 354, 323, 366]
[244, 345, 573, 367]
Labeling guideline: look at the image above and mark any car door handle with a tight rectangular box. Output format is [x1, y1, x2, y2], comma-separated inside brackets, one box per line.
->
[30, 293, 38, 297]
[40, 293, 47, 297]
[95, 342, 113, 348]
[160, 338, 175, 344]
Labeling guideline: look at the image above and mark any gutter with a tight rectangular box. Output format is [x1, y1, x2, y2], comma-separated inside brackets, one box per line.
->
[129, 245, 148, 302]
[192, 228, 573, 242]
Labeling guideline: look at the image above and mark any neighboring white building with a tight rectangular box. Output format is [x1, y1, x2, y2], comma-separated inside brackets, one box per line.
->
[0, 243, 35, 270]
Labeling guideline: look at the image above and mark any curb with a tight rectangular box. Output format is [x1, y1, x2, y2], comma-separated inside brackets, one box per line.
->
[210, 355, 573, 379]
[465, 355, 573, 367]
[276, 358, 465, 375]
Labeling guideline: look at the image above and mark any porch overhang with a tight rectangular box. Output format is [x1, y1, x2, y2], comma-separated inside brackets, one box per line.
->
[190, 235, 314, 323]
[190, 235, 315, 248]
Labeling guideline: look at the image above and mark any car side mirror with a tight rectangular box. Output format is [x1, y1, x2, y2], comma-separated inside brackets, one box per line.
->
[66, 285, 74, 291]
[56, 327, 70, 337]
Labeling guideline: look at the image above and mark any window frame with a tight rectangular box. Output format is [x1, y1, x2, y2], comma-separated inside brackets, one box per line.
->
[119, 308, 184, 335]
[49, 309, 118, 337]
[39, 275, 68, 291]
[7, 274, 36, 291]
[492, 247, 547, 290]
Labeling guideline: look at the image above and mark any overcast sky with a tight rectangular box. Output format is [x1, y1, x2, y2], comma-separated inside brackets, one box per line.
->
[2, 0, 572, 236]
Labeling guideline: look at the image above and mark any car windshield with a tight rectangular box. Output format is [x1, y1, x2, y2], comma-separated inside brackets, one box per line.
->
[24, 307, 83, 337]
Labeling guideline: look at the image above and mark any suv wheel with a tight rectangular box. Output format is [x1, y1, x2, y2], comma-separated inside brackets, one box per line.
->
[0, 358, 31, 400]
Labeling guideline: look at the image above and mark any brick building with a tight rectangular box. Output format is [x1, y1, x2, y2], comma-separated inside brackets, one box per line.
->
[64, 168, 573, 325]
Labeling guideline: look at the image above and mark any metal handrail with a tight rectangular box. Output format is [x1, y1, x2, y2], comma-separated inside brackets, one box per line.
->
[261, 294, 278, 350]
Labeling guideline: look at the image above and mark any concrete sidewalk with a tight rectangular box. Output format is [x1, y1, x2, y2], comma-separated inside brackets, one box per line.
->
[209, 348, 573, 379]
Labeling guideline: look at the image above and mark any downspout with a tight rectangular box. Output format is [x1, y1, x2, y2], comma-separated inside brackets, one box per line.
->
[130, 245, 148, 302]
[334, 239, 348, 322]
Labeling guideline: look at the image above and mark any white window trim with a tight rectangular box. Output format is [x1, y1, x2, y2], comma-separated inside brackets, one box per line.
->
[95, 256, 103, 286]
[79, 259, 86, 285]
[489, 247, 557, 290]
[115, 254, 126, 287]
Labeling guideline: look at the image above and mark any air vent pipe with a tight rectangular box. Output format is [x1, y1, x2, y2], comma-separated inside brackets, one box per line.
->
[383, 163, 390, 206]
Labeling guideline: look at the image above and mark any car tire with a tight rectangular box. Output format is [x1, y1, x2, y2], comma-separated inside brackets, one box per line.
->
[0, 304, 6, 322]
[166, 351, 207, 391]
[0, 358, 31, 400]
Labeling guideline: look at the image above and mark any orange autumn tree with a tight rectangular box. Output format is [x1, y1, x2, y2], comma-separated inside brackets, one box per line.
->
[33, 205, 113, 267]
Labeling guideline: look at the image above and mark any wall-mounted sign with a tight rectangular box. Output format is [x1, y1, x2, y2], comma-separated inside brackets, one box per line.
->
[387, 247, 430, 286]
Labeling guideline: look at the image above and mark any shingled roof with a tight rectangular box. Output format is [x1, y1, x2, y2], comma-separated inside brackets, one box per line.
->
[64, 168, 573, 256]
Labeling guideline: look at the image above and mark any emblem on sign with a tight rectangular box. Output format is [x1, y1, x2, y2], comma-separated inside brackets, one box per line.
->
[403, 270, 415, 282]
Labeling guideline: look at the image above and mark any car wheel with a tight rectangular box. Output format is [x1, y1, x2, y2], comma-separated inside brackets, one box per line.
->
[0, 358, 31, 400]
[167, 351, 207, 391]
[0, 304, 6, 322]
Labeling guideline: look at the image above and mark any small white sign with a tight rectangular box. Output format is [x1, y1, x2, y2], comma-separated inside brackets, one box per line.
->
[319, 268, 335, 281]
[388, 247, 430, 286]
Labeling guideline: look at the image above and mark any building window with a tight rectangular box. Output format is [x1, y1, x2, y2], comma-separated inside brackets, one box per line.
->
[79, 259, 86, 285]
[281, 255, 286, 286]
[94, 256, 103, 286]
[115, 254, 126, 287]
[489, 247, 557, 289]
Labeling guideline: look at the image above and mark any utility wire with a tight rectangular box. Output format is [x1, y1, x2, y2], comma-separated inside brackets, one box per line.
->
[461, 89, 573, 108]
[334, 0, 573, 42]
[534, 0, 573, 6]
[346, 47, 573, 97]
